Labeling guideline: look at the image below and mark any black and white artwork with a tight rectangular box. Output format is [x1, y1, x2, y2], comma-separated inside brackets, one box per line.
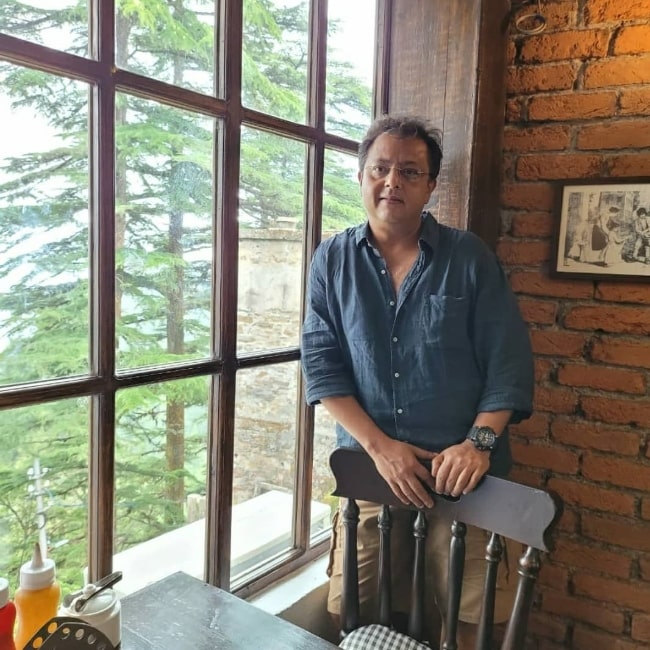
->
[554, 180, 650, 280]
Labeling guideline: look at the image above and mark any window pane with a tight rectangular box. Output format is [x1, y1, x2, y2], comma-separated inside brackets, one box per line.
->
[115, 94, 215, 371]
[115, 1, 216, 96]
[113, 377, 210, 596]
[232, 363, 303, 583]
[326, 0, 375, 139]
[0, 1, 89, 57]
[323, 148, 365, 234]
[0, 399, 90, 595]
[242, 0, 308, 123]
[312, 405, 337, 540]
[0, 66, 90, 386]
[238, 127, 306, 354]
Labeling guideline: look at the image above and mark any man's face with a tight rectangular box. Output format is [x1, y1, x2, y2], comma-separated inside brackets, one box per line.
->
[358, 133, 437, 229]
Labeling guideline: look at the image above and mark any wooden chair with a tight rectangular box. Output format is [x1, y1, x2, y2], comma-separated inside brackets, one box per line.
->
[329, 448, 562, 650]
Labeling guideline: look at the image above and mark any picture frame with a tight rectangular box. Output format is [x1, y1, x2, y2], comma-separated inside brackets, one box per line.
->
[552, 177, 650, 281]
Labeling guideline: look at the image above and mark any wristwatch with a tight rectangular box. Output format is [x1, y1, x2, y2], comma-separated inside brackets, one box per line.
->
[466, 425, 498, 452]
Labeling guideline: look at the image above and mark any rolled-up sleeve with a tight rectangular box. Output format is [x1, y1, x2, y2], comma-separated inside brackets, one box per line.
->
[301, 245, 357, 405]
[471, 243, 534, 423]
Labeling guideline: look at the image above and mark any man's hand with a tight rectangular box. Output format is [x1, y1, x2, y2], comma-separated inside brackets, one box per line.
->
[367, 438, 438, 509]
[429, 440, 490, 498]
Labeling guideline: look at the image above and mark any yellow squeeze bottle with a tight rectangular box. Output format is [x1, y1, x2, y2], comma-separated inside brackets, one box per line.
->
[14, 543, 61, 650]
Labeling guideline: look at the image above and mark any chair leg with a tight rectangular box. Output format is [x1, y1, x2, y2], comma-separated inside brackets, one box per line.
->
[341, 498, 360, 635]
[442, 520, 467, 650]
[407, 510, 427, 641]
[476, 533, 503, 650]
[500, 546, 541, 650]
[377, 505, 393, 627]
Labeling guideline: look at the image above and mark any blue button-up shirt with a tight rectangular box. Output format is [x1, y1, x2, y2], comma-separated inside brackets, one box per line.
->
[301, 213, 534, 476]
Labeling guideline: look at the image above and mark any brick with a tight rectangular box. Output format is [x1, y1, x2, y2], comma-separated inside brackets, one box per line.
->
[510, 411, 550, 438]
[496, 239, 551, 265]
[565, 305, 650, 334]
[577, 121, 650, 150]
[641, 556, 650, 580]
[530, 329, 587, 357]
[504, 125, 572, 152]
[511, 440, 580, 473]
[511, 212, 555, 238]
[521, 30, 610, 64]
[551, 538, 632, 578]
[585, 0, 650, 24]
[557, 506, 578, 534]
[506, 40, 516, 66]
[642, 498, 650, 521]
[501, 183, 555, 211]
[510, 270, 594, 298]
[519, 298, 557, 325]
[548, 476, 635, 515]
[596, 283, 650, 304]
[591, 336, 650, 370]
[620, 88, 650, 117]
[535, 358, 554, 381]
[544, 591, 624, 632]
[632, 613, 650, 642]
[506, 63, 577, 95]
[533, 386, 578, 414]
[528, 610, 568, 643]
[506, 97, 523, 122]
[583, 453, 650, 491]
[574, 570, 650, 611]
[508, 464, 545, 487]
[609, 154, 650, 177]
[585, 56, 650, 88]
[538, 566, 569, 593]
[528, 91, 617, 121]
[517, 153, 602, 180]
[614, 25, 650, 55]
[573, 624, 647, 650]
[557, 363, 645, 394]
[550, 418, 641, 456]
[582, 395, 650, 427]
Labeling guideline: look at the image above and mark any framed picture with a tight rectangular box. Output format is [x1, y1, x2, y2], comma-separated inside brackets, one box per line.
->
[552, 177, 650, 280]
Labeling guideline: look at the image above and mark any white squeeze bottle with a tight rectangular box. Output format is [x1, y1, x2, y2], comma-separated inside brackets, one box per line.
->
[14, 543, 61, 650]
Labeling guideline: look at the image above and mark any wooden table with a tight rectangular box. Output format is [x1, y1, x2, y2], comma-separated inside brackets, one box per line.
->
[120, 571, 339, 650]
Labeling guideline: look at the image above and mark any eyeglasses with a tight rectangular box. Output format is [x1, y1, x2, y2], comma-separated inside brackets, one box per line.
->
[365, 164, 429, 183]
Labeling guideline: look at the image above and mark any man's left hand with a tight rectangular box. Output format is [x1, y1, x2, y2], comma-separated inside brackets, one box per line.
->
[429, 440, 489, 498]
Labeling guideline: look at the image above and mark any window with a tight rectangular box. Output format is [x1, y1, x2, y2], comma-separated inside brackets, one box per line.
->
[0, 0, 380, 596]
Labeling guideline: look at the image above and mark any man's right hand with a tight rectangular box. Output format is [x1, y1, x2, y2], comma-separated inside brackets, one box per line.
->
[367, 438, 437, 509]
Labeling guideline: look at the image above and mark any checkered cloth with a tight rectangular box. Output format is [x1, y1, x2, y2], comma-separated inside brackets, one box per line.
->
[339, 624, 430, 650]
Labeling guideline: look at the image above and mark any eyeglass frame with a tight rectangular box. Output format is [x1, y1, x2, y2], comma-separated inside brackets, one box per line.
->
[364, 164, 432, 183]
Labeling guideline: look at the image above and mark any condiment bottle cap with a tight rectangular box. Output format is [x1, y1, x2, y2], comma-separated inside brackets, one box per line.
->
[19, 543, 56, 590]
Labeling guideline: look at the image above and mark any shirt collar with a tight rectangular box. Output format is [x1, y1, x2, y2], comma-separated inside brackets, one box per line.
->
[354, 211, 440, 251]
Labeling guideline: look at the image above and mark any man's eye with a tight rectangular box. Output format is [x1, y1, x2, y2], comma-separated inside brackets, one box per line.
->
[402, 168, 420, 179]
[372, 165, 388, 175]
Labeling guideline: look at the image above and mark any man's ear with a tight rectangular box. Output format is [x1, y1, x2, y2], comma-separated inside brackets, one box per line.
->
[357, 170, 363, 186]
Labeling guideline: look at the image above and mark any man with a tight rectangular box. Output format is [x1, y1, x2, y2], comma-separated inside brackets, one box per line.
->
[301, 116, 534, 648]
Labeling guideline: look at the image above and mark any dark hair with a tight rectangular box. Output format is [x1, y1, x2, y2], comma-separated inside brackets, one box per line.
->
[638, 207, 648, 216]
[358, 115, 443, 181]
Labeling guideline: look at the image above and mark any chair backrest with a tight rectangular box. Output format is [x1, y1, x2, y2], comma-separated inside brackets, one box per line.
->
[329, 448, 562, 650]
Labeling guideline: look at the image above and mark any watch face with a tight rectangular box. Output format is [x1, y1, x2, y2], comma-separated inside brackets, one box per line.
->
[469, 426, 496, 450]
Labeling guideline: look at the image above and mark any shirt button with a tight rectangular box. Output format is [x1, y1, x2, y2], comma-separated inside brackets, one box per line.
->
[392, 337, 398, 342]
[389, 300, 395, 306]
[397, 408, 403, 414]
[380, 269, 387, 275]
[394, 372, 400, 378]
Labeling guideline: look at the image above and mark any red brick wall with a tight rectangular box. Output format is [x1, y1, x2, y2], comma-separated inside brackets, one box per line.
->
[500, 1, 650, 648]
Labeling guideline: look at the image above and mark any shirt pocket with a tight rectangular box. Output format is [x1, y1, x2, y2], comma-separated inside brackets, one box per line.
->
[421, 295, 470, 348]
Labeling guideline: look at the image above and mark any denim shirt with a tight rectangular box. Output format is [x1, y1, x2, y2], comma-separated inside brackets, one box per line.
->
[301, 213, 534, 476]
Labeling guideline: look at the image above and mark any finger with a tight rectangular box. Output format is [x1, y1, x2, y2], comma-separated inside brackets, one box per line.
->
[405, 480, 433, 509]
[410, 445, 438, 460]
[388, 480, 410, 506]
[413, 462, 436, 489]
[433, 462, 450, 494]
[450, 467, 472, 498]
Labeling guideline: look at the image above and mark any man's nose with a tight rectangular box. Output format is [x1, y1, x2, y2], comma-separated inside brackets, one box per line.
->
[384, 166, 401, 187]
